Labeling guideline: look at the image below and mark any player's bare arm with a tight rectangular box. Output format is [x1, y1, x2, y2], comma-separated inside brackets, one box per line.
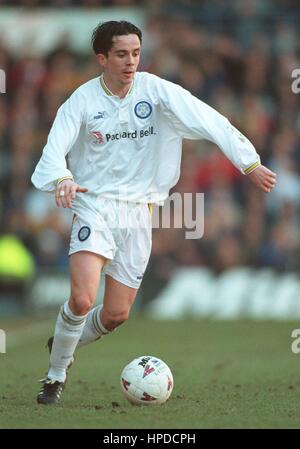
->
[55, 179, 88, 208]
[247, 165, 277, 193]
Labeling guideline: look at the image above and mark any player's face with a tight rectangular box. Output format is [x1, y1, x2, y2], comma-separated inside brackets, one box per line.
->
[97, 34, 141, 86]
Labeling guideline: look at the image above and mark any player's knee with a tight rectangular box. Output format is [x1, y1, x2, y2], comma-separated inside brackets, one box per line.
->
[105, 309, 129, 329]
[69, 293, 94, 315]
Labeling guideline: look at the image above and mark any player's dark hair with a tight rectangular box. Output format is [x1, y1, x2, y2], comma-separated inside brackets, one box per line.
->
[91, 20, 142, 56]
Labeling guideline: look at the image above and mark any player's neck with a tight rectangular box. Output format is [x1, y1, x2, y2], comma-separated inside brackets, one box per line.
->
[102, 73, 132, 99]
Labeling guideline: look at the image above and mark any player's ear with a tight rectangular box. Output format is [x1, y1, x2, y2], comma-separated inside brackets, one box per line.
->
[96, 53, 107, 68]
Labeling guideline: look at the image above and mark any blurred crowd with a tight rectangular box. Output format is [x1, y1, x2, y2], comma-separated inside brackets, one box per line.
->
[1, 0, 300, 296]
[0, 0, 141, 6]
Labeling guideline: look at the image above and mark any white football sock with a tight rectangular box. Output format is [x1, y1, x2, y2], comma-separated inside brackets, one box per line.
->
[77, 305, 109, 348]
[47, 301, 87, 382]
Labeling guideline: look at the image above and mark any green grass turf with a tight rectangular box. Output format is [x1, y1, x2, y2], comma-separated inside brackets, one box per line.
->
[0, 316, 300, 429]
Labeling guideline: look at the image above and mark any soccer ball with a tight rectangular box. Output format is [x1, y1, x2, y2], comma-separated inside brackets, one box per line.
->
[120, 356, 173, 405]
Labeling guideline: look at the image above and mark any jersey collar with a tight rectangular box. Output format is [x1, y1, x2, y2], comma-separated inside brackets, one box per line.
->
[99, 73, 134, 98]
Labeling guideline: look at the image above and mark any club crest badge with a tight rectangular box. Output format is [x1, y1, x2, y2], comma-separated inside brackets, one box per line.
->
[134, 101, 152, 119]
[78, 226, 91, 242]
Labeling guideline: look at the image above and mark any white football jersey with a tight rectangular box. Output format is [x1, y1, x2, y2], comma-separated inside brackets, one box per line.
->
[31, 72, 260, 206]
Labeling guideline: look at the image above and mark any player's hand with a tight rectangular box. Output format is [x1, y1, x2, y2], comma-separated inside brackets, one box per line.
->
[55, 179, 88, 208]
[247, 165, 277, 193]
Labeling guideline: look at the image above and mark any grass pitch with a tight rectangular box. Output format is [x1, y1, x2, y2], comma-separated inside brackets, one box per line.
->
[0, 315, 300, 429]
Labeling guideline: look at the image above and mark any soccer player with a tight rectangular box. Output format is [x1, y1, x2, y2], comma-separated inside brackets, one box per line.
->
[32, 21, 276, 404]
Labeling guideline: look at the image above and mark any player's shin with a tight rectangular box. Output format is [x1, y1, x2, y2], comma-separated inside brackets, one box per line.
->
[76, 304, 110, 348]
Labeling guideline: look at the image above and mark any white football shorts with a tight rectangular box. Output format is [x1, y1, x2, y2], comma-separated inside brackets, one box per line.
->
[69, 198, 152, 289]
